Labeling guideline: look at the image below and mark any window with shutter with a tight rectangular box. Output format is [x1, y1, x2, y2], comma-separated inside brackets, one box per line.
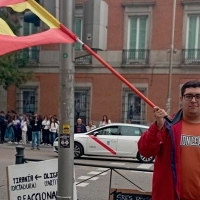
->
[128, 16, 148, 61]
[139, 17, 147, 59]
[74, 18, 82, 51]
[122, 2, 154, 65]
[186, 15, 200, 62]
[23, 22, 38, 61]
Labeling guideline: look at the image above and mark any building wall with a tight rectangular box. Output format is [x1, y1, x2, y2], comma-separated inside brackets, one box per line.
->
[0, 86, 7, 112]
[7, 72, 200, 124]
[7, 73, 59, 116]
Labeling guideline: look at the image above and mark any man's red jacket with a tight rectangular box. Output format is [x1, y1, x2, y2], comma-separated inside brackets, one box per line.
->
[138, 110, 183, 200]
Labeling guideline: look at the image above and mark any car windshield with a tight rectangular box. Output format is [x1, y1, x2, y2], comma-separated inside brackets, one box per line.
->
[88, 126, 119, 135]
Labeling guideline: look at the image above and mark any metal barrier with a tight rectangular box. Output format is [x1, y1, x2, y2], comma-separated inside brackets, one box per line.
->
[15, 146, 153, 199]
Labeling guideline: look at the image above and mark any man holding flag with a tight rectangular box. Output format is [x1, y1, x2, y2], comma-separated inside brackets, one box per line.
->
[138, 80, 200, 200]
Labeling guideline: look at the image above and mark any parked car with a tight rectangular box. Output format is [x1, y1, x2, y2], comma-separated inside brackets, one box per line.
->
[53, 123, 154, 163]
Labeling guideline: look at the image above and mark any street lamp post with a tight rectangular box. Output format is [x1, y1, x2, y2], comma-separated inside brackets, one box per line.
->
[166, 0, 177, 115]
[57, 0, 75, 199]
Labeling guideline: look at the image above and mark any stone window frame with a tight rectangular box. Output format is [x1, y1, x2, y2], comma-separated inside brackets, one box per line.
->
[74, 82, 92, 125]
[122, 2, 155, 50]
[16, 82, 40, 114]
[121, 83, 148, 124]
[181, 1, 200, 48]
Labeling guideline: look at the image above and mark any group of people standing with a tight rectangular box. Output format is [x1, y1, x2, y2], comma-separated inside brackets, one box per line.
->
[0, 111, 112, 147]
[0, 111, 59, 150]
[74, 114, 111, 133]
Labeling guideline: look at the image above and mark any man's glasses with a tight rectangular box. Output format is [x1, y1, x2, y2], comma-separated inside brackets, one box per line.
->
[183, 94, 200, 101]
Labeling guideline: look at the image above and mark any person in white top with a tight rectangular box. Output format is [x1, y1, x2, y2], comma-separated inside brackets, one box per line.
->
[42, 115, 50, 145]
[99, 115, 111, 127]
[49, 117, 59, 146]
[86, 120, 96, 132]
[21, 115, 28, 145]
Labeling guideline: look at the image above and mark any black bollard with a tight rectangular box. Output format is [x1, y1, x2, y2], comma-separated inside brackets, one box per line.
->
[15, 146, 25, 164]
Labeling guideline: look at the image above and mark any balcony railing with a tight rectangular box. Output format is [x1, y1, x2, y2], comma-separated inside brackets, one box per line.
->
[16, 48, 39, 66]
[16, 50, 93, 66]
[75, 55, 92, 65]
[182, 49, 200, 64]
[122, 49, 149, 65]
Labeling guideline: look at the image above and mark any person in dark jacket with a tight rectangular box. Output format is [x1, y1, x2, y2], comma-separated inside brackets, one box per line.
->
[30, 115, 41, 150]
[138, 80, 200, 200]
[74, 118, 87, 133]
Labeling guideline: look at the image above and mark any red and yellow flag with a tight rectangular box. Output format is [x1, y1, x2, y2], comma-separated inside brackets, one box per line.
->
[0, 0, 77, 56]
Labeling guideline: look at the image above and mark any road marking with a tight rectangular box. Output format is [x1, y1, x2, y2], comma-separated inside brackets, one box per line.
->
[90, 177, 99, 180]
[75, 182, 89, 187]
[143, 172, 153, 174]
[110, 162, 125, 165]
[88, 171, 100, 175]
[87, 171, 108, 175]
[97, 168, 109, 171]
[137, 164, 153, 169]
[77, 176, 91, 180]
[77, 176, 99, 181]
[99, 172, 107, 175]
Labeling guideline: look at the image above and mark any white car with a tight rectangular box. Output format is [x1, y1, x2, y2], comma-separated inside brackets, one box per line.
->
[53, 123, 154, 163]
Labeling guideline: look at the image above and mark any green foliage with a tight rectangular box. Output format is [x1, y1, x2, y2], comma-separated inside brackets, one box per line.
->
[0, 8, 34, 90]
[0, 53, 34, 90]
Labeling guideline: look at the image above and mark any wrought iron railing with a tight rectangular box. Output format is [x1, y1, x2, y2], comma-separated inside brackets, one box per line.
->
[122, 49, 149, 65]
[16, 50, 93, 65]
[75, 55, 92, 64]
[182, 49, 200, 64]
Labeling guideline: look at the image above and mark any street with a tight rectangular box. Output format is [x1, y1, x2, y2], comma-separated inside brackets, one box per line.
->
[0, 144, 153, 200]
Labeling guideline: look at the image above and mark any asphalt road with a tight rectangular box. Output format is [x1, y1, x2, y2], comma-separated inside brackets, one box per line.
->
[0, 143, 153, 200]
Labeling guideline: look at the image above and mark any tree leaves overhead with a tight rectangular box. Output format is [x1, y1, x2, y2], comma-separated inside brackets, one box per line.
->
[0, 8, 34, 90]
[0, 53, 34, 90]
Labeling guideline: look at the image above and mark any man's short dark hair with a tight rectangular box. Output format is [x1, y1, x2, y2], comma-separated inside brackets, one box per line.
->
[181, 80, 200, 96]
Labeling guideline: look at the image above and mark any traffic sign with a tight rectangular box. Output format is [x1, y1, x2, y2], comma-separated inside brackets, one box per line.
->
[7, 159, 77, 200]
[60, 134, 70, 148]
[63, 124, 70, 134]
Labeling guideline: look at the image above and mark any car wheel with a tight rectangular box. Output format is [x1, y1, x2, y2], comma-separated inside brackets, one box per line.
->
[137, 152, 154, 163]
[74, 142, 83, 158]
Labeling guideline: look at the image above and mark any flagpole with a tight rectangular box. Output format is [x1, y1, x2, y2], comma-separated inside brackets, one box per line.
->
[57, 0, 75, 199]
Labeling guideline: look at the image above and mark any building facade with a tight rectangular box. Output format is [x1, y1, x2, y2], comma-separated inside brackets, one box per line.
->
[3, 0, 200, 125]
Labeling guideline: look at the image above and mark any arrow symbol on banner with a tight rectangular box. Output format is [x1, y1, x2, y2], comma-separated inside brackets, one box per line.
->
[35, 174, 42, 180]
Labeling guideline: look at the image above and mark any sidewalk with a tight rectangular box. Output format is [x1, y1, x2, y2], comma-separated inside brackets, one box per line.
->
[0, 142, 57, 200]
[0, 141, 53, 150]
